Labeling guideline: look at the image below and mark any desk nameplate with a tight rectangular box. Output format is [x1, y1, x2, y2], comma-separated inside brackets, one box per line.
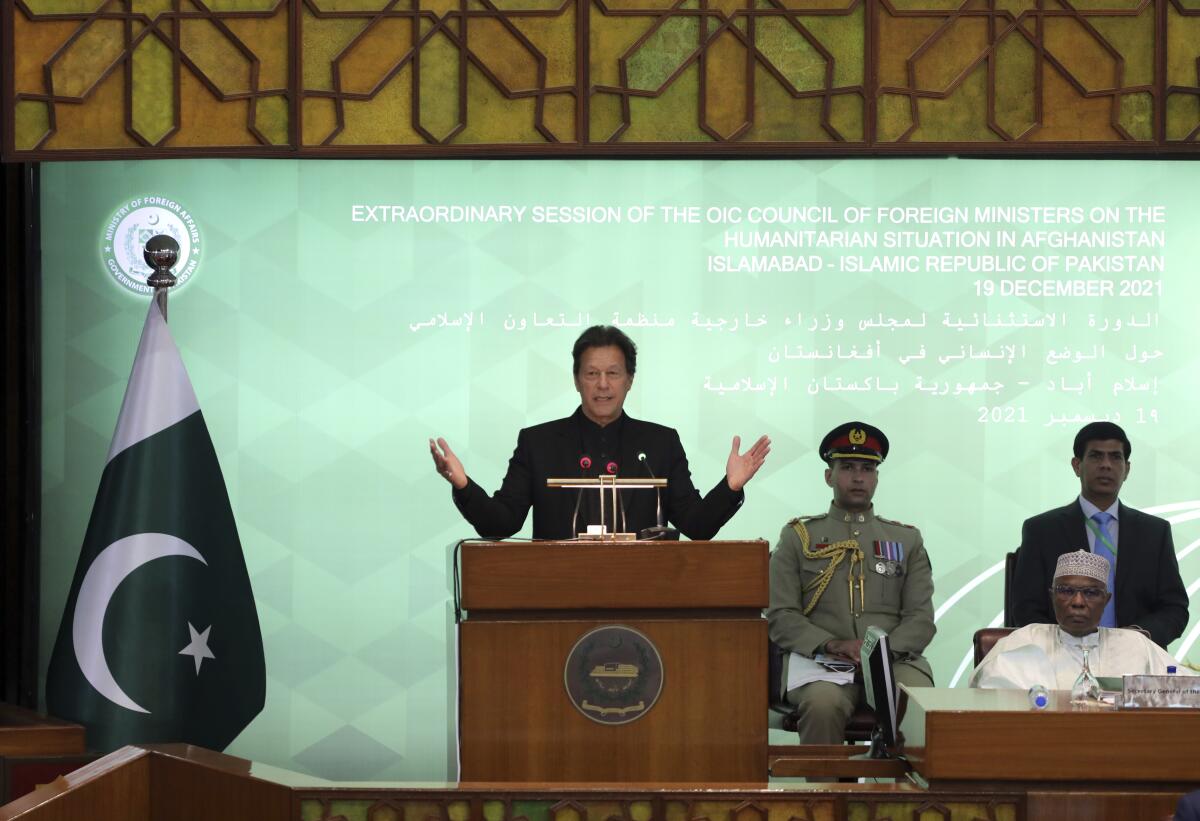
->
[1120, 674, 1200, 708]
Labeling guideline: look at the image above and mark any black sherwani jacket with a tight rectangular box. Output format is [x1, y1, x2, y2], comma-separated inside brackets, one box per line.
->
[1011, 499, 1189, 648]
[452, 409, 744, 540]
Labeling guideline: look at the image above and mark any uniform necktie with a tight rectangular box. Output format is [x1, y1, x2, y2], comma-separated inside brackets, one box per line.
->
[1090, 511, 1117, 627]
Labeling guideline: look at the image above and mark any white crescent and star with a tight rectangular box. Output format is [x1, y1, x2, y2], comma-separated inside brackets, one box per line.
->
[72, 533, 209, 714]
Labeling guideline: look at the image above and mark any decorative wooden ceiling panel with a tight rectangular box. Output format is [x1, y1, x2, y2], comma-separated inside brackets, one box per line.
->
[4, 0, 1199, 154]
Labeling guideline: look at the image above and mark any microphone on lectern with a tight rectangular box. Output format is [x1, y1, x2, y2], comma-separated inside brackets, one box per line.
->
[571, 455, 593, 536]
[636, 452, 677, 541]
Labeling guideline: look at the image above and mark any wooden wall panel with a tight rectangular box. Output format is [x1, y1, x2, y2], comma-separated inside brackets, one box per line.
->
[4, 0, 1199, 156]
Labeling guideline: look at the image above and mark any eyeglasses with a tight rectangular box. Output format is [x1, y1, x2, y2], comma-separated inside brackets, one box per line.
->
[1051, 585, 1107, 601]
[580, 369, 627, 383]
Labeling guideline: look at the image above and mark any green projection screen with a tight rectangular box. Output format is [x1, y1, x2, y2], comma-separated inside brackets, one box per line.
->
[39, 158, 1200, 780]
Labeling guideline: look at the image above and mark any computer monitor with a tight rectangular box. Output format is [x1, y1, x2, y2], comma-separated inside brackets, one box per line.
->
[860, 625, 899, 758]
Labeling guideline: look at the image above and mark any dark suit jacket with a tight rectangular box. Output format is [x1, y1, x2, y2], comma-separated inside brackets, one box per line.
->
[1011, 499, 1189, 648]
[452, 408, 744, 540]
[1176, 790, 1200, 821]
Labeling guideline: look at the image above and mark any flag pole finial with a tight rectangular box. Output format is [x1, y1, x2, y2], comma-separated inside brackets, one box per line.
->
[143, 235, 179, 321]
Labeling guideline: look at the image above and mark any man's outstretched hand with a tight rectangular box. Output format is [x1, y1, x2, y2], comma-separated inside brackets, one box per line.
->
[725, 434, 771, 492]
[430, 437, 468, 490]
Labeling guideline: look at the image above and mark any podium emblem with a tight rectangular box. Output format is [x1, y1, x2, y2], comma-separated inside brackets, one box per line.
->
[564, 625, 664, 725]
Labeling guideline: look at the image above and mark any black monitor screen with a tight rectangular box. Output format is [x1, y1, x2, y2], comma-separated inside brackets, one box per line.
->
[861, 625, 899, 751]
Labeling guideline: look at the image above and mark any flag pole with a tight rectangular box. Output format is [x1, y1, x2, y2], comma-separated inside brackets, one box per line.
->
[143, 235, 180, 322]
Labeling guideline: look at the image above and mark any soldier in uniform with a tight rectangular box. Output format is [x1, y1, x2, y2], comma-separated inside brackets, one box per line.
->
[767, 422, 936, 745]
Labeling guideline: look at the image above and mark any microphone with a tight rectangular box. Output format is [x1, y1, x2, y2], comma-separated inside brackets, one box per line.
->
[636, 452, 678, 541]
[572, 455, 592, 536]
[603, 461, 622, 531]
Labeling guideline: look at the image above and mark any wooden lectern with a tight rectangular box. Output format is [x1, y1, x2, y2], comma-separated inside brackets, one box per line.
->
[457, 540, 768, 783]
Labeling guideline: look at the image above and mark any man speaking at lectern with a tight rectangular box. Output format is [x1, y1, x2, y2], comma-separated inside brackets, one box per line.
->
[429, 325, 771, 540]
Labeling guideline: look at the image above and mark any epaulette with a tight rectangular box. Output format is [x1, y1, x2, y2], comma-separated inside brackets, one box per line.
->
[877, 515, 917, 530]
[788, 513, 826, 526]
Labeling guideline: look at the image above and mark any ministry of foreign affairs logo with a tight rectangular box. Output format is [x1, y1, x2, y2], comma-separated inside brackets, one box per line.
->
[563, 625, 663, 725]
[100, 195, 202, 294]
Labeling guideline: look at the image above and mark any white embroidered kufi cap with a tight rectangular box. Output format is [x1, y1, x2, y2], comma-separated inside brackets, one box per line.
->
[1053, 549, 1109, 586]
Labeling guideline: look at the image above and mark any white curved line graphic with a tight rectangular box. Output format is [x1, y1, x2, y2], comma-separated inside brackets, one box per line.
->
[72, 533, 207, 713]
[1177, 623, 1200, 662]
[1144, 501, 1200, 517]
[1162, 509, 1200, 526]
[1176, 537, 1200, 564]
[948, 609, 1004, 688]
[935, 560, 1005, 624]
[1175, 578, 1200, 661]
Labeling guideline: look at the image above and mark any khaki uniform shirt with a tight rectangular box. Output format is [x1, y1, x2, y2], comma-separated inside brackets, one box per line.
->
[767, 502, 936, 688]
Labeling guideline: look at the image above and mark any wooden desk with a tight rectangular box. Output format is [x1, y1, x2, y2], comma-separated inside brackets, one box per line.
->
[900, 685, 1199, 821]
[0, 704, 91, 804]
[0, 705, 84, 758]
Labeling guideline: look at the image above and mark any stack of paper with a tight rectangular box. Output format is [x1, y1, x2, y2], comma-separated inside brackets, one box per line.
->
[786, 652, 857, 691]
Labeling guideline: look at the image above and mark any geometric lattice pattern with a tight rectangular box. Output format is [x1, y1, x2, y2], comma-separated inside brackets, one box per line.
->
[7, 0, 1200, 151]
[11, 0, 290, 151]
[295, 795, 1021, 821]
[590, 0, 867, 142]
[301, 0, 577, 145]
[877, 0, 1157, 142]
[1167, 0, 1200, 141]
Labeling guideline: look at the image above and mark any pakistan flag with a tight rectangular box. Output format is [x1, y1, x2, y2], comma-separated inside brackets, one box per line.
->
[46, 300, 265, 752]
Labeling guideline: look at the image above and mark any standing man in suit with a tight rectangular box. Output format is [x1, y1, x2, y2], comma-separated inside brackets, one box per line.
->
[1011, 421, 1188, 648]
[429, 325, 771, 539]
[767, 422, 935, 745]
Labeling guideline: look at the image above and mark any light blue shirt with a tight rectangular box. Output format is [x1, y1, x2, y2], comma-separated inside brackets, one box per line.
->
[1078, 496, 1120, 557]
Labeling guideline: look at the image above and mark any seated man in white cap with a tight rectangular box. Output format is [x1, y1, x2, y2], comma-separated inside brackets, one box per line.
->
[970, 550, 1192, 689]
